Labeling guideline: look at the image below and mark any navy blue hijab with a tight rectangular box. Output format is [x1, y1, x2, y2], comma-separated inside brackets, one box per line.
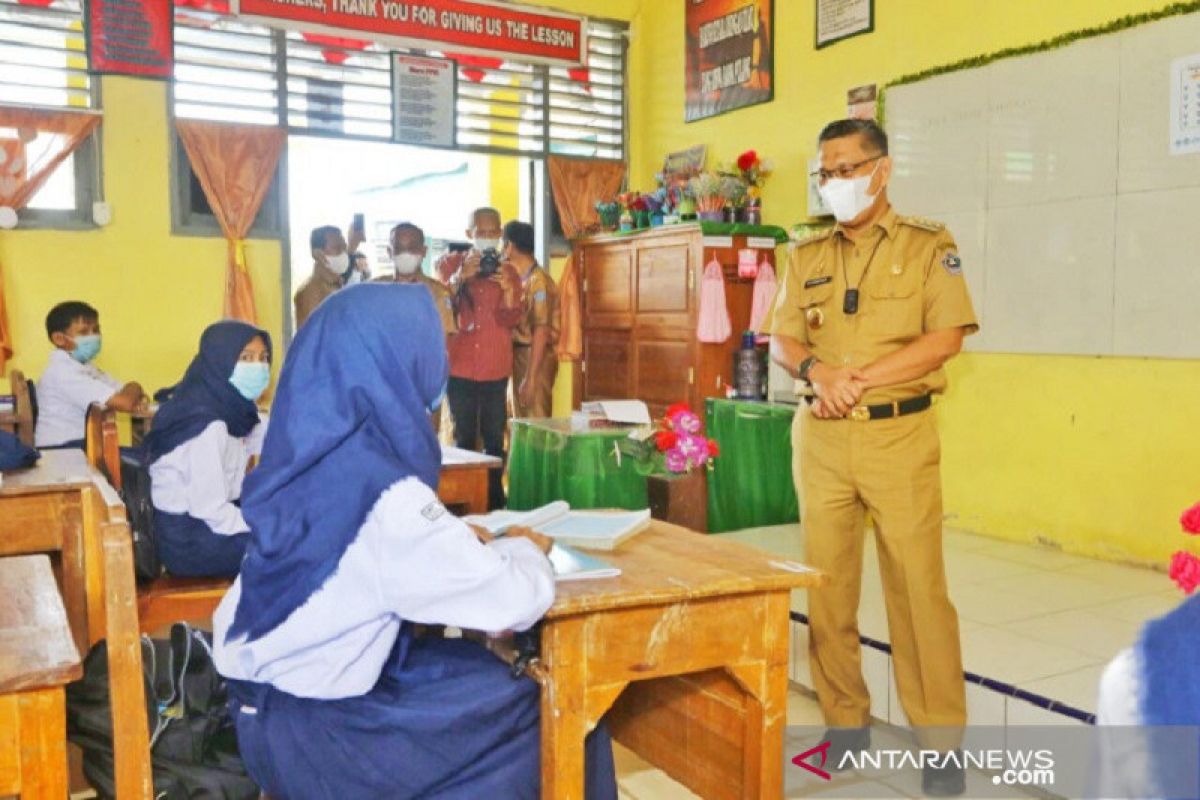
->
[228, 283, 447, 642]
[144, 321, 271, 463]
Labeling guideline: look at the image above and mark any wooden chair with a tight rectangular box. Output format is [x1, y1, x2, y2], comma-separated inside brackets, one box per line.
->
[84, 404, 232, 633]
[1, 369, 35, 447]
[0, 555, 83, 799]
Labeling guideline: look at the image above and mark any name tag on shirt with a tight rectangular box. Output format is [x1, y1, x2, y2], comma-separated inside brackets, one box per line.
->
[804, 276, 832, 288]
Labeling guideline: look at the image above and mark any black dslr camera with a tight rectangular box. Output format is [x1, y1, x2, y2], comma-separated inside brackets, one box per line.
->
[478, 248, 502, 277]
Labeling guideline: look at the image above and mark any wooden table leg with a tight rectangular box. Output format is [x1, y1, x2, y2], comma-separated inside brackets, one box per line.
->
[541, 617, 589, 800]
[728, 591, 791, 799]
[17, 687, 68, 799]
[58, 496, 89, 654]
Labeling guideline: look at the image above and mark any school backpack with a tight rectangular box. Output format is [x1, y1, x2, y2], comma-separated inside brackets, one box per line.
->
[66, 622, 261, 800]
[119, 447, 164, 582]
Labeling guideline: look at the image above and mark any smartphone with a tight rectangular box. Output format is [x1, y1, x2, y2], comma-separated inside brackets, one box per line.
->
[351, 213, 365, 233]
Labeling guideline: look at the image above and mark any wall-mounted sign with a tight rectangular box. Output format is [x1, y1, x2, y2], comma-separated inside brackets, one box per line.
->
[85, 0, 173, 79]
[847, 83, 877, 120]
[816, 0, 873, 50]
[231, 0, 585, 66]
[1170, 53, 1200, 156]
[392, 53, 456, 148]
[685, 0, 774, 123]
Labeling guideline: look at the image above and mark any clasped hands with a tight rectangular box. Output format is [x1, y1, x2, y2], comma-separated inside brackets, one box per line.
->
[810, 363, 871, 419]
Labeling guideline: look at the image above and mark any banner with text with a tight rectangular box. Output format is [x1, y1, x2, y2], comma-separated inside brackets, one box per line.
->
[86, 0, 172, 79]
[232, 0, 585, 65]
[685, 0, 773, 123]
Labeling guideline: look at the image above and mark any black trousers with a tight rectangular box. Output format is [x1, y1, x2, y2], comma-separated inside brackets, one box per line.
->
[447, 376, 509, 510]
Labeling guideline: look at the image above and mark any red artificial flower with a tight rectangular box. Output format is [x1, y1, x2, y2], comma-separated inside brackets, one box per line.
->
[655, 431, 678, 452]
[1170, 551, 1200, 594]
[665, 402, 691, 421]
[737, 150, 758, 172]
[706, 438, 720, 457]
[1181, 502, 1200, 534]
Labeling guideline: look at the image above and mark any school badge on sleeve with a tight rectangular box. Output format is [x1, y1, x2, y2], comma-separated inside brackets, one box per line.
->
[941, 251, 963, 275]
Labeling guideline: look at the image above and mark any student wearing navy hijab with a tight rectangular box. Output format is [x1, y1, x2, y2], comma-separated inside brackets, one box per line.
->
[212, 284, 616, 799]
[145, 321, 271, 578]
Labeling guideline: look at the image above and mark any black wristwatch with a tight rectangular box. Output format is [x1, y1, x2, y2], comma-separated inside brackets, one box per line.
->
[798, 356, 819, 384]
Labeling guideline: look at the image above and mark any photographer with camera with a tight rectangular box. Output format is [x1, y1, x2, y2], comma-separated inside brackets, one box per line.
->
[446, 207, 524, 510]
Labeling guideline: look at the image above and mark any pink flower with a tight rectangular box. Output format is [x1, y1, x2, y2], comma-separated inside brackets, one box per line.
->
[676, 434, 708, 466]
[1169, 551, 1200, 594]
[670, 411, 702, 435]
[664, 448, 689, 473]
[1181, 502, 1200, 534]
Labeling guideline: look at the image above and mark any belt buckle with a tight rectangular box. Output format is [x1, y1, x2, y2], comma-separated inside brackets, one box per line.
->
[850, 405, 870, 422]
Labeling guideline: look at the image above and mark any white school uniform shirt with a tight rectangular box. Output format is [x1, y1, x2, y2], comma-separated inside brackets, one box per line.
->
[213, 477, 555, 699]
[35, 348, 123, 447]
[149, 419, 267, 534]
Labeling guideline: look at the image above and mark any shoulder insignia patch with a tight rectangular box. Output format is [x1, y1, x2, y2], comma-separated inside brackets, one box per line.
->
[900, 215, 945, 233]
[534, 290, 547, 302]
[941, 251, 963, 275]
[790, 228, 833, 248]
[420, 501, 446, 522]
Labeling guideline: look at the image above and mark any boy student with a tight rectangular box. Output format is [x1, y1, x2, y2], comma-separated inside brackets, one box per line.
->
[504, 220, 559, 418]
[35, 301, 146, 449]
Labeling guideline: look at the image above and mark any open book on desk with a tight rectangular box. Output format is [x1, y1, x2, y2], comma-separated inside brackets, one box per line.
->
[464, 501, 651, 552]
[547, 544, 621, 582]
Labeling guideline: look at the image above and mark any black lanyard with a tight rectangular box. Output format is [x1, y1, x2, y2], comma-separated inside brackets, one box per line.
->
[838, 232, 886, 315]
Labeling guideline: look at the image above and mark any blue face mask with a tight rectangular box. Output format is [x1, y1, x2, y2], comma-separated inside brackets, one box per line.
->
[229, 362, 271, 402]
[70, 334, 102, 364]
[427, 381, 447, 414]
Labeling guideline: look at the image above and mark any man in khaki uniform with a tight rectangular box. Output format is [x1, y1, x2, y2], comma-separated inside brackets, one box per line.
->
[503, 220, 559, 418]
[375, 222, 457, 338]
[294, 222, 367, 328]
[764, 119, 977, 798]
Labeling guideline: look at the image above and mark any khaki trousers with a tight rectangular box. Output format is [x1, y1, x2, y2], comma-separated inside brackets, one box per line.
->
[796, 407, 966, 741]
[511, 345, 558, 419]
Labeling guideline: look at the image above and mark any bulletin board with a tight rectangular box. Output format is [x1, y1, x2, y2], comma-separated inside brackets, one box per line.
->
[884, 8, 1200, 358]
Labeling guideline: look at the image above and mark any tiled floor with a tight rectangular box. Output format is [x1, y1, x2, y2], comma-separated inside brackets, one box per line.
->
[613, 524, 1185, 798]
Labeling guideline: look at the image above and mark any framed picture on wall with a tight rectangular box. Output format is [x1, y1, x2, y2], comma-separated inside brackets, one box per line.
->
[816, 0, 874, 50]
[684, 0, 774, 123]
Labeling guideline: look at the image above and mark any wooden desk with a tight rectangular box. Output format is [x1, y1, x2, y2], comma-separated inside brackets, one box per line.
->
[0, 450, 125, 654]
[539, 522, 822, 800]
[0, 554, 82, 799]
[439, 445, 502, 514]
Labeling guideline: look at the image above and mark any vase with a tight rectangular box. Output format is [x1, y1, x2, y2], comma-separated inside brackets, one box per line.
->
[597, 207, 619, 230]
[619, 211, 633, 232]
[650, 213, 664, 227]
[697, 210, 724, 223]
[740, 200, 762, 226]
[634, 209, 651, 229]
[723, 206, 738, 224]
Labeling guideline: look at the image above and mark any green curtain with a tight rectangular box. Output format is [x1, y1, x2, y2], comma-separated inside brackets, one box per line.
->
[706, 398, 800, 533]
[508, 419, 649, 511]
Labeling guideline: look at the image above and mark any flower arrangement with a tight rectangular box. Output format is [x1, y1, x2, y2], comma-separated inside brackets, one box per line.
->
[595, 200, 620, 230]
[1170, 502, 1200, 593]
[732, 149, 774, 202]
[720, 175, 749, 206]
[616, 402, 719, 475]
[687, 172, 725, 214]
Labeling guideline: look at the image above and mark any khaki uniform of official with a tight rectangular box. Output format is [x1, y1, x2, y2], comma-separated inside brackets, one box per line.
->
[510, 264, 559, 418]
[373, 272, 458, 336]
[762, 207, 977, 743]
[294, 265, 344, 329]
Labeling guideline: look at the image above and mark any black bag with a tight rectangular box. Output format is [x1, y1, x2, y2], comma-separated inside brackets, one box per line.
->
[0, 429, 38, 470]
[119, 448, 163, 582]
[66, 622, 260, 800]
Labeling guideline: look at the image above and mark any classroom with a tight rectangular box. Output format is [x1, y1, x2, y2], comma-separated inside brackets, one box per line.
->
[1, 1, 1199, 798]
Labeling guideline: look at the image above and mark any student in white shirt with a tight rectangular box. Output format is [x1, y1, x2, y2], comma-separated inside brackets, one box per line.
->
[144, 321, 271, 579]
[35, 301, 146, 448]
[213, 284, 616, 799]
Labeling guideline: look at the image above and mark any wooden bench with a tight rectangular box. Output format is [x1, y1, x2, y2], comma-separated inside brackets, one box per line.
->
[0, 369, 35, 447]
[0, 555, 83, 798]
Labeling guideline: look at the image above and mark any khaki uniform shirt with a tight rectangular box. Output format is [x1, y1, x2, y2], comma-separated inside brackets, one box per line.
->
[761, 207, 978, 405]
[512, 264, 560, 347]
[372, 272, 458, 335]
[293, 265, 343, 328]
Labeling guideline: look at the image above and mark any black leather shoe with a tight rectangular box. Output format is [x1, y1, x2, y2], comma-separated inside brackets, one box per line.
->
[822, 726, 871, 772]
[922, 754, 966, 797]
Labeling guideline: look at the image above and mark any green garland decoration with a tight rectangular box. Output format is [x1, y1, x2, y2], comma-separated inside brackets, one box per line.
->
[878, 1, 1200, 125]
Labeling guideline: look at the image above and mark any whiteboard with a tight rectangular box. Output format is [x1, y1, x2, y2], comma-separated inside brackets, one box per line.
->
[886, 11, 1200, 358]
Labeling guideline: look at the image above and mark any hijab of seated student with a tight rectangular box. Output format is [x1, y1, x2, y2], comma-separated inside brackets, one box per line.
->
[211, 283, 617, 800]
[144, 321, 272, 578]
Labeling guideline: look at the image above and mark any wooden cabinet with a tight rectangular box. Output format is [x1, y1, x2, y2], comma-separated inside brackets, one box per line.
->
[578, 225, 776, 417]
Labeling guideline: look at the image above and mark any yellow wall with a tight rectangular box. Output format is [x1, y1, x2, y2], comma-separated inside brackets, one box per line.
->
[1, 77, 283, 395]
[624, 0, 1199, 567]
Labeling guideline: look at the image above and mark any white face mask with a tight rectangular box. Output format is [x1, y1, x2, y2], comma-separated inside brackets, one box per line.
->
[392, 252, 423, 275]
[818, 162, 882, 223]
[474, 238, 501, 253]
[326, 252, 350, 274]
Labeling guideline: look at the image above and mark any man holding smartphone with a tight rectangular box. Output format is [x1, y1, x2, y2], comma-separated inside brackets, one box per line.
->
[293, 216, 367, 328]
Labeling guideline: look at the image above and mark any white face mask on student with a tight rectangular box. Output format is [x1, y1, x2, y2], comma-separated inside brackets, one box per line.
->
[392, 253, 423, 275]
[326, 252, 351, 274]
[818, 162, 882, 224]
